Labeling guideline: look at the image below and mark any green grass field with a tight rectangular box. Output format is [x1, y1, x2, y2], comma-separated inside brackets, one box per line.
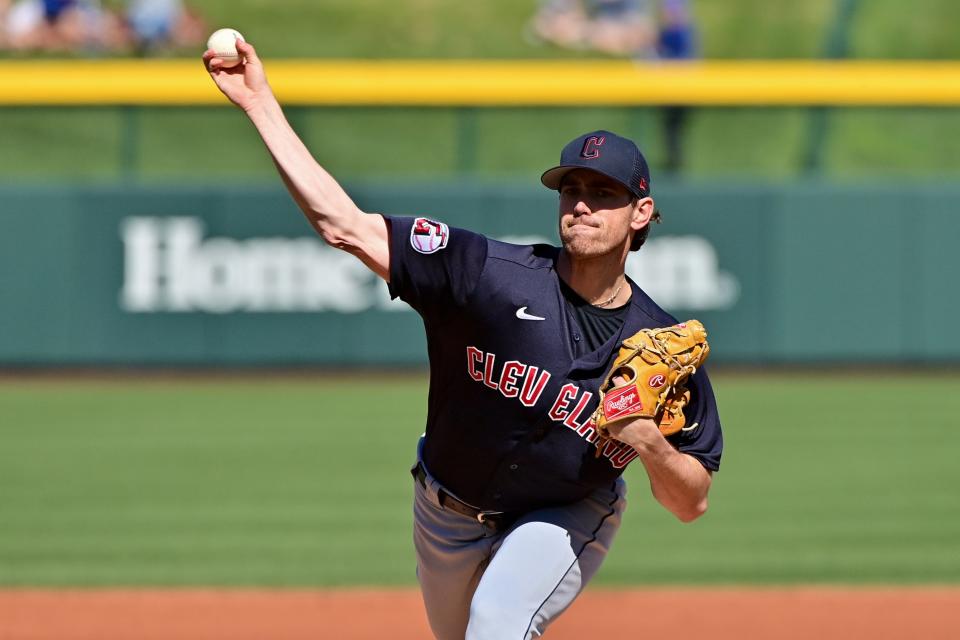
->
[2, 372, 958, 587]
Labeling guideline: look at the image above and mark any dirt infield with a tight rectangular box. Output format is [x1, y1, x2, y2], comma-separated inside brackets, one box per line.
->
[2, 587, 959, 639]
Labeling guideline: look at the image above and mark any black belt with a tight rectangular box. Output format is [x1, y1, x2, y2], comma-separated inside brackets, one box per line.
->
[413, 462, 515, 533]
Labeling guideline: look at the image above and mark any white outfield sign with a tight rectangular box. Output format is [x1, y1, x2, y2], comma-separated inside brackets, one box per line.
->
[120, 218, 739, 314]
[625, 236, 740, 310]
[120, 217, 395, 314]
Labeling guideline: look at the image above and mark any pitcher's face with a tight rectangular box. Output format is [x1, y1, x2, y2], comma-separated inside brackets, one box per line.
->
[558, 169, 639, 258]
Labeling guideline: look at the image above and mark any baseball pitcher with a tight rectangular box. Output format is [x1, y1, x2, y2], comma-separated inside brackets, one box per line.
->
[204, 38, 723, 640]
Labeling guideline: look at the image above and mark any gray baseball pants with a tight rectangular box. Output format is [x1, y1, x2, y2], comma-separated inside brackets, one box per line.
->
[411, 448, 627, 639]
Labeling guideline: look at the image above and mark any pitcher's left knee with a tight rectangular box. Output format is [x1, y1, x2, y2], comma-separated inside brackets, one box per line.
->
[465, 588, 547, 640]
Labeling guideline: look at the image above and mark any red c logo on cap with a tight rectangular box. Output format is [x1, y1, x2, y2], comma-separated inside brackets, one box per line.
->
[581, 136, 605, 159]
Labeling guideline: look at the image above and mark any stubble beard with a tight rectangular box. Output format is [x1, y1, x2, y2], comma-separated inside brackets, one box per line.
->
[559, 223, 623, 261]
[561, 234, 602, 259]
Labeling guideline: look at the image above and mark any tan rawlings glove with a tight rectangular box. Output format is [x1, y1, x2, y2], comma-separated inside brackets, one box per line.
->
[592, 320, 709, 454]
[656, 385, 692, 436]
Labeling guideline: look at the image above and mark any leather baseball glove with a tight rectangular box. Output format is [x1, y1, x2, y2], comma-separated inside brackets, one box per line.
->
[592, 320, 709, 454]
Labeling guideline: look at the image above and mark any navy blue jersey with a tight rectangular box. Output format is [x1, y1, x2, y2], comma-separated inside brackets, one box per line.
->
[387, 216, 723, 513]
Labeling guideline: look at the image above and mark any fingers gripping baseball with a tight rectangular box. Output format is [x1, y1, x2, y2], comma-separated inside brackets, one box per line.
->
[203, 38, 271, 112]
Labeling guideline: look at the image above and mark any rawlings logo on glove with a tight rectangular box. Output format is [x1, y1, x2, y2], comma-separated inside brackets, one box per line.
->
[592, 320, 710, 455]
[602, 386, 643, 420]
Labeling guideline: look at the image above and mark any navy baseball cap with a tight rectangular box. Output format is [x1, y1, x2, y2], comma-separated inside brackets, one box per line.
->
[541, 130, 651, 199]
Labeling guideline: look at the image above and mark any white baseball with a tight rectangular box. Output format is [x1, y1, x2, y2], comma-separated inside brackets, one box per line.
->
[207, 28, 245, 68]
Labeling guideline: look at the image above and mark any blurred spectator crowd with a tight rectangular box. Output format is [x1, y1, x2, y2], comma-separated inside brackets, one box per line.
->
[529, 0, 697, 173]
[0, 0, 206, 55]
[528, 0, 696, 61]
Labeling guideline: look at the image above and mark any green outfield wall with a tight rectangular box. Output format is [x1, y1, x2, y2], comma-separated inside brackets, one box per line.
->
[0, 182, 956, 366]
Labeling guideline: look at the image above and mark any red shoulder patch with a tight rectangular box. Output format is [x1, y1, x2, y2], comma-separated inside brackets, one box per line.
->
[410, 217, 449, 254]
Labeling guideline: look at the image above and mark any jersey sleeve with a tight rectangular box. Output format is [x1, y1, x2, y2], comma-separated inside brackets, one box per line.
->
[385, 215, 488, 315]
[667, 366, 723, 472]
